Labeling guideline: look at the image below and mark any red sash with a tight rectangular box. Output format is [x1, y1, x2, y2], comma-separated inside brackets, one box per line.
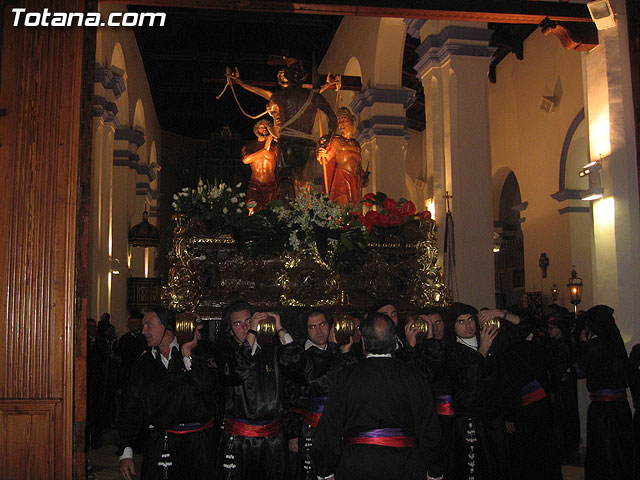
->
[224, 415, 282, 437]
[435, 395, 454, 416]
[345, 428, 416, 448]
[302, 410, 322, 428]
[167, 416, 215, 435]
[590, 389, 627, 402]
[522, 380, 547, 406]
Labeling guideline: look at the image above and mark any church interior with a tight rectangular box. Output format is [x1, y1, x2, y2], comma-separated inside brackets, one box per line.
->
[1, 0, 640, 477]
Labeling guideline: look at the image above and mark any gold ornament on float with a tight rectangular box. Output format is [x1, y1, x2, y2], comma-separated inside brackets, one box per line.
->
[175, 312, 200, 344]
[257, 315, 277, 340]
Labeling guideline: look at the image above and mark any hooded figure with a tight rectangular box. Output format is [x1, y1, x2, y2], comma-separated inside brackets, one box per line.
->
[577, 305, 635, 480]
[443, 303, 512, 480]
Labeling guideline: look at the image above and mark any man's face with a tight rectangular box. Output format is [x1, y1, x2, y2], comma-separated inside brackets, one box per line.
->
[230, 310, 252, 343]
[142, 312, 166, 347]
[257, 123, 270, 138]
[454, 314, 476, 339]
[548, 319, 562, 339]
[337, 115, 355, 137]
[87, 320, 97, 337]
[277, 69, 290, 87]
[307, 313, 329, 347]
[128, 317, 141, 334]
[377, 304, 398, 326]
[421, 313, 444, 339]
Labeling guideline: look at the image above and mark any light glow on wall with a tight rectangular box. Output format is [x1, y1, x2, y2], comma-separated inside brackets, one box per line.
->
[593, 196, 615, 229]
[589, 111, 611, 159]
[425, 197, 435, 222]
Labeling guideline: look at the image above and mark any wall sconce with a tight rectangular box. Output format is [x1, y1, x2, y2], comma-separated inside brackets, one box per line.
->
[579, 157, 604, 201]
[567, 266, 583, 317]
[110, 256, 121, 275]
[580, 187, 604, 201]
[587, 0, 616, 31]
[578, 160, 602, 177]
[550, 283, 559, 303]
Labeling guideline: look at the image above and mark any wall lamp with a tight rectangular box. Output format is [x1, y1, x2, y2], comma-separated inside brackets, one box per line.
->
[580, 188, 604, 201]
[578, 160, 602, 177]
[587, 0, 616, 31]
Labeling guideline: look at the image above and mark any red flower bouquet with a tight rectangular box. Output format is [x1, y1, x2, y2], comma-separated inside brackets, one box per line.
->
[359, 192, 430, 234]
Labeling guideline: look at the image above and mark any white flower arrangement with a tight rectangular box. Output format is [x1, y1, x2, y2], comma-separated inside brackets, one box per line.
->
[171, 178, 248, 232]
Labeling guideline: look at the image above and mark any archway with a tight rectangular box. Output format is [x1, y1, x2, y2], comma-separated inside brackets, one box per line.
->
[494, 171, 525, 309]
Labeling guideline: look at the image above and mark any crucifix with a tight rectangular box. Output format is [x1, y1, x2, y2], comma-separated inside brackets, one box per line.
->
[216, 56, 361, 201]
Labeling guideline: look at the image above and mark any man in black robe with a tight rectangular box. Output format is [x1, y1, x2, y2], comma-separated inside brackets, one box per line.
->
[312, 312, 444, 480]
[117, 316, 147, 396]
[216, 301, 302, 480]
[287, 309, 354, 479]
[575, 305, 635, 480]
[117, 308, 219, 480]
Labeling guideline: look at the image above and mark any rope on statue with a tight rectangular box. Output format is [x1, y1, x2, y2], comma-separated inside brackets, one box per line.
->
[443, 191, 459, 301]
[216, 74, 268, 120]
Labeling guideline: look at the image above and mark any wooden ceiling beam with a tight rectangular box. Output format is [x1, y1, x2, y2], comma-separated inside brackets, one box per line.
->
[107, 0, 593, 25]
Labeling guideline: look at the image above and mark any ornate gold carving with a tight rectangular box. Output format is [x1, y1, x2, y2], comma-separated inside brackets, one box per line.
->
[277, 244, 339, 306]
[162, 215, 450, 313]
[161, 214, 212, 312]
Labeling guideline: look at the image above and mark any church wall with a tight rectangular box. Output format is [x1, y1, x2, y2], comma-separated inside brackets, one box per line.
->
[488, 31, 592, 309]
[91, 3, 162, 336]
[320, 16, 411, 201]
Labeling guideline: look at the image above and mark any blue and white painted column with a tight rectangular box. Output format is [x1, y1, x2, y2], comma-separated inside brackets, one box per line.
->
[415, 21, 496, 308]
[350, 87, 416, 200]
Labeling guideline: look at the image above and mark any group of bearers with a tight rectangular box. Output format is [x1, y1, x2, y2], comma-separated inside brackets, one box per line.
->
[116, 298, 640, 480]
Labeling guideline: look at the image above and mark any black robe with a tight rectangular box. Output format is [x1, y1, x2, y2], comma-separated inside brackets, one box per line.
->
[288, 342, 353, 480]
[403, 339, 453, 479]
[117, 345, 219, 480]
[503, 335, 562, 480]
[548, 337, 580, 456]
[447, 321, 529, 480]
[216, 333, 301, 480]
[576, 336, 635, 480]
[311, 356, 443, 480]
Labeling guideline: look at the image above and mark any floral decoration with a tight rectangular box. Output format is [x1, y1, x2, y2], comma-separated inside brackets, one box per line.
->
[356, 192, 431, 244]
[172, 178, 248, 233]
[233, 190, 369, 273]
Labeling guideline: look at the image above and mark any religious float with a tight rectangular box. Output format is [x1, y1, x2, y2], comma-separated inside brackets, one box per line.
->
[161, 181, 450, 327]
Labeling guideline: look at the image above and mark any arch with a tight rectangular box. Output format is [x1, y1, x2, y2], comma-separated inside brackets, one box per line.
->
[341, 56, 363, 108]
[373, 18, 406, 85]
[110, 43, 129, 127]
[133, 98, 146, 132]
[494, 170, 525, 309]
[110, 42, 126, 76]
[149, 141, 159, 188]
[492, 166, 513, 222]
[558, 108, 588, 192]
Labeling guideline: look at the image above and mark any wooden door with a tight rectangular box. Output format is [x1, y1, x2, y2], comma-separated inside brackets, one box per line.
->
[0, 1, 93, 478]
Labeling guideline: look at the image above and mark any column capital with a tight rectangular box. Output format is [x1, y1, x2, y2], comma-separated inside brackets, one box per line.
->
[414, 25, 496, 78]
[356, 115, 409, 142]
[350, 87, 416, 115]
[404, 18, 426, 40]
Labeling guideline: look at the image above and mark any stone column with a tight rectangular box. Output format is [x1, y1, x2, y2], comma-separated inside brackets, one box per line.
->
[415, 22, 496, 308]
[350, 87, 416, 200]
[582, 0, 640, 344]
